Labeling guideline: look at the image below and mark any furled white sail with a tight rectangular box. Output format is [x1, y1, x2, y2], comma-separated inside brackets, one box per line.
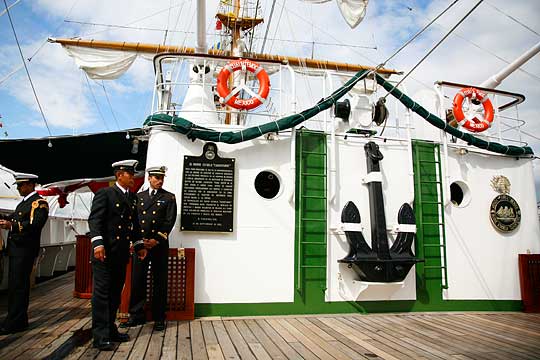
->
[300, 0, 369, 28]
[337, 0, 369, 28]
[63, 45, 146, 80]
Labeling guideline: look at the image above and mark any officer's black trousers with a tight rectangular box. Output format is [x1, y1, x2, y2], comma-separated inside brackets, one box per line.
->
[128, 245, 168, 322]
[5, 255, 35, 330]
[91, 256, 127, 342]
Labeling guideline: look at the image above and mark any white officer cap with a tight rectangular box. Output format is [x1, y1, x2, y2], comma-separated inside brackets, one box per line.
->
[13, 172, 39, 184]
[147, 166, 167, 176]
[112, 159, 138, 173]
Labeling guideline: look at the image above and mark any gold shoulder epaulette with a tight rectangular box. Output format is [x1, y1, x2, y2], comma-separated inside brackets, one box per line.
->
[31, 199, 48, 224]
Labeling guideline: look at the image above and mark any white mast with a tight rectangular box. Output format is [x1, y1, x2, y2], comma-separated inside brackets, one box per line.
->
[196, 0, 207, 53]
[480, 41, 540, 89]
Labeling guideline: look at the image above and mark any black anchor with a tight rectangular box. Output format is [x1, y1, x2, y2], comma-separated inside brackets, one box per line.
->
[338, 141, 423, 282]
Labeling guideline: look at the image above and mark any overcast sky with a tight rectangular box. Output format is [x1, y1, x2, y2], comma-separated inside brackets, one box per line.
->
[0, 0, 539, 197]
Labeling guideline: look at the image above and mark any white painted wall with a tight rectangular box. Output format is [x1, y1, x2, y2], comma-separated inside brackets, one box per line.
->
[326, 137, 417, 301]
[146, 128, 295, 303]
[443, 149, 540, 300]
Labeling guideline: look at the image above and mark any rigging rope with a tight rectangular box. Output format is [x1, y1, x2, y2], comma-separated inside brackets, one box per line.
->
[3, 0, 52, 138]
[260, 0, 277, 53]
[84, 74, 110, 131]
[382, 0, 485, 101]
[381, 0, 459, 68]
[486, 1, 540, 37]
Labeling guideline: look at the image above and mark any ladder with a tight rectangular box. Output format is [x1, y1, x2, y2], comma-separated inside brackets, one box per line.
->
[295, 129, 328, 299]
[412, 140, 449, 291]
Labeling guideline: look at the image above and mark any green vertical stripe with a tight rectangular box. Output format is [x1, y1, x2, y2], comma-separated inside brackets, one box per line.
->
[295, 129, 327, 308]
[412, 140, 445, 303]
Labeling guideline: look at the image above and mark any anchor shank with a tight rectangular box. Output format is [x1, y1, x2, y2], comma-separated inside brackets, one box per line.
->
[364, 142, 391, 260]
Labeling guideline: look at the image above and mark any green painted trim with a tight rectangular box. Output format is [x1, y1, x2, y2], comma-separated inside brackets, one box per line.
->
[412, 140, 445, 302]
[194, 300, 522, 317]
[294, 129, 328, 309]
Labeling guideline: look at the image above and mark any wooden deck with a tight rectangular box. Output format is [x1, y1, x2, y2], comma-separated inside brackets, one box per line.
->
[1, 272, 540, 359]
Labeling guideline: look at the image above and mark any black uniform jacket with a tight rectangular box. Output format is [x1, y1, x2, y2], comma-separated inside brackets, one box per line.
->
[88, 185, 143, 262]
[7, 192, 49, 257]
[137, 188, 177, 246]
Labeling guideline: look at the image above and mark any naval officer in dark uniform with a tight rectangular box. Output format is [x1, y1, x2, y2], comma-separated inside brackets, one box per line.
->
[0, 173, 49, 335]
[88, 160, 147, 351]
[122, 166, 177, 331]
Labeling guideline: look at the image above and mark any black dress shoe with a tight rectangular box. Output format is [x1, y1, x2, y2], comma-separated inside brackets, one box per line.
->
[153, 321, 165, 331]
[111, 332, 130, 342]
[93, 339, 115, 351]
[119, 317, 146, 328]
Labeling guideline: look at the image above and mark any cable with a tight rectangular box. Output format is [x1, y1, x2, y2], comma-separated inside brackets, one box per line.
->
[3, 0, 52, 137]
[84, 74, 109, 131]
[382, 0, 459, 67]
[99, 81, 121, 130]
[0, 0, 20, 17]
[74, 2, 186, 38]
[383, 0, 485, 100]
[486, 1, 540, 37]
[260, 0, 277, 53]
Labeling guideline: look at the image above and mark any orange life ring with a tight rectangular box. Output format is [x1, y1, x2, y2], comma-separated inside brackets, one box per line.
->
[216, 59, 270, 110]
[452, 87, 494, 133]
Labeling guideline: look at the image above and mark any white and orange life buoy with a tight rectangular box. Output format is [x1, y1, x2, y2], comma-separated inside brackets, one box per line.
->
[216, 59, 270, 110]
[452, 87, 494, 133]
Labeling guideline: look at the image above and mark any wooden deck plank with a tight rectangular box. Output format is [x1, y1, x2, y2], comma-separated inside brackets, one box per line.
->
[351, 316, 445, 360]
[307, 318, 376, 360]
[379, 316, 463, 356]
[234, 319, 259, 344]
[223, 320, 256, 360]
[201, 321, 224, 360]
[286, 317, 354, 360]
[265, 318, 297, 343]
[33, 316, 92, 359]
[430, 315, 534, 360]
[160, 321, 178, 360]
[245, 319, 287, 360]
[339, 316, 419, 357]
[146, 325, 166, 359]
[435, 314, 540, 359]
[3, 272, 540, 360]
[21, 302, 92, 359]
[276, 318, 335, 360]
[0, 296, 89, 359]
[212, 320, 240, 360]
[467, 313, 540, 338]
[177, 321, 193, 360]
[393, 315, 492, 356]
[255, 319, 303, 360]
[127, 322, 153, 359]
[190, 321, 209, 360]
[340, 316, 424, 360]
[111, 325, 143, 360]
[288, 342, 320, 360]
[319, 317, 404, 360]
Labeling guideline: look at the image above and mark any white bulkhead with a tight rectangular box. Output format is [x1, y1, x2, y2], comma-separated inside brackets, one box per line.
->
[146, 127, 295, 303]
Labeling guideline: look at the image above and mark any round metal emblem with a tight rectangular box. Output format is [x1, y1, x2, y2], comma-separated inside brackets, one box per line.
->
[489, 194, 521, 233]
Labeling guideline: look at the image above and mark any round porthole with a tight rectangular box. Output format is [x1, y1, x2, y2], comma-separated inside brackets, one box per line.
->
[450, 181, 470, 207]
[254, 171, 281, 199]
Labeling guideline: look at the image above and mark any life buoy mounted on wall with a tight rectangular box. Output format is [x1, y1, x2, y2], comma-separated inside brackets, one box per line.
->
[452, 87, 494, 133]
[216, 59, 270, 110]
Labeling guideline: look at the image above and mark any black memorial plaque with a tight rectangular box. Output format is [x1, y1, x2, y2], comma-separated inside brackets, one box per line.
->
[181, 142, 235, 232]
